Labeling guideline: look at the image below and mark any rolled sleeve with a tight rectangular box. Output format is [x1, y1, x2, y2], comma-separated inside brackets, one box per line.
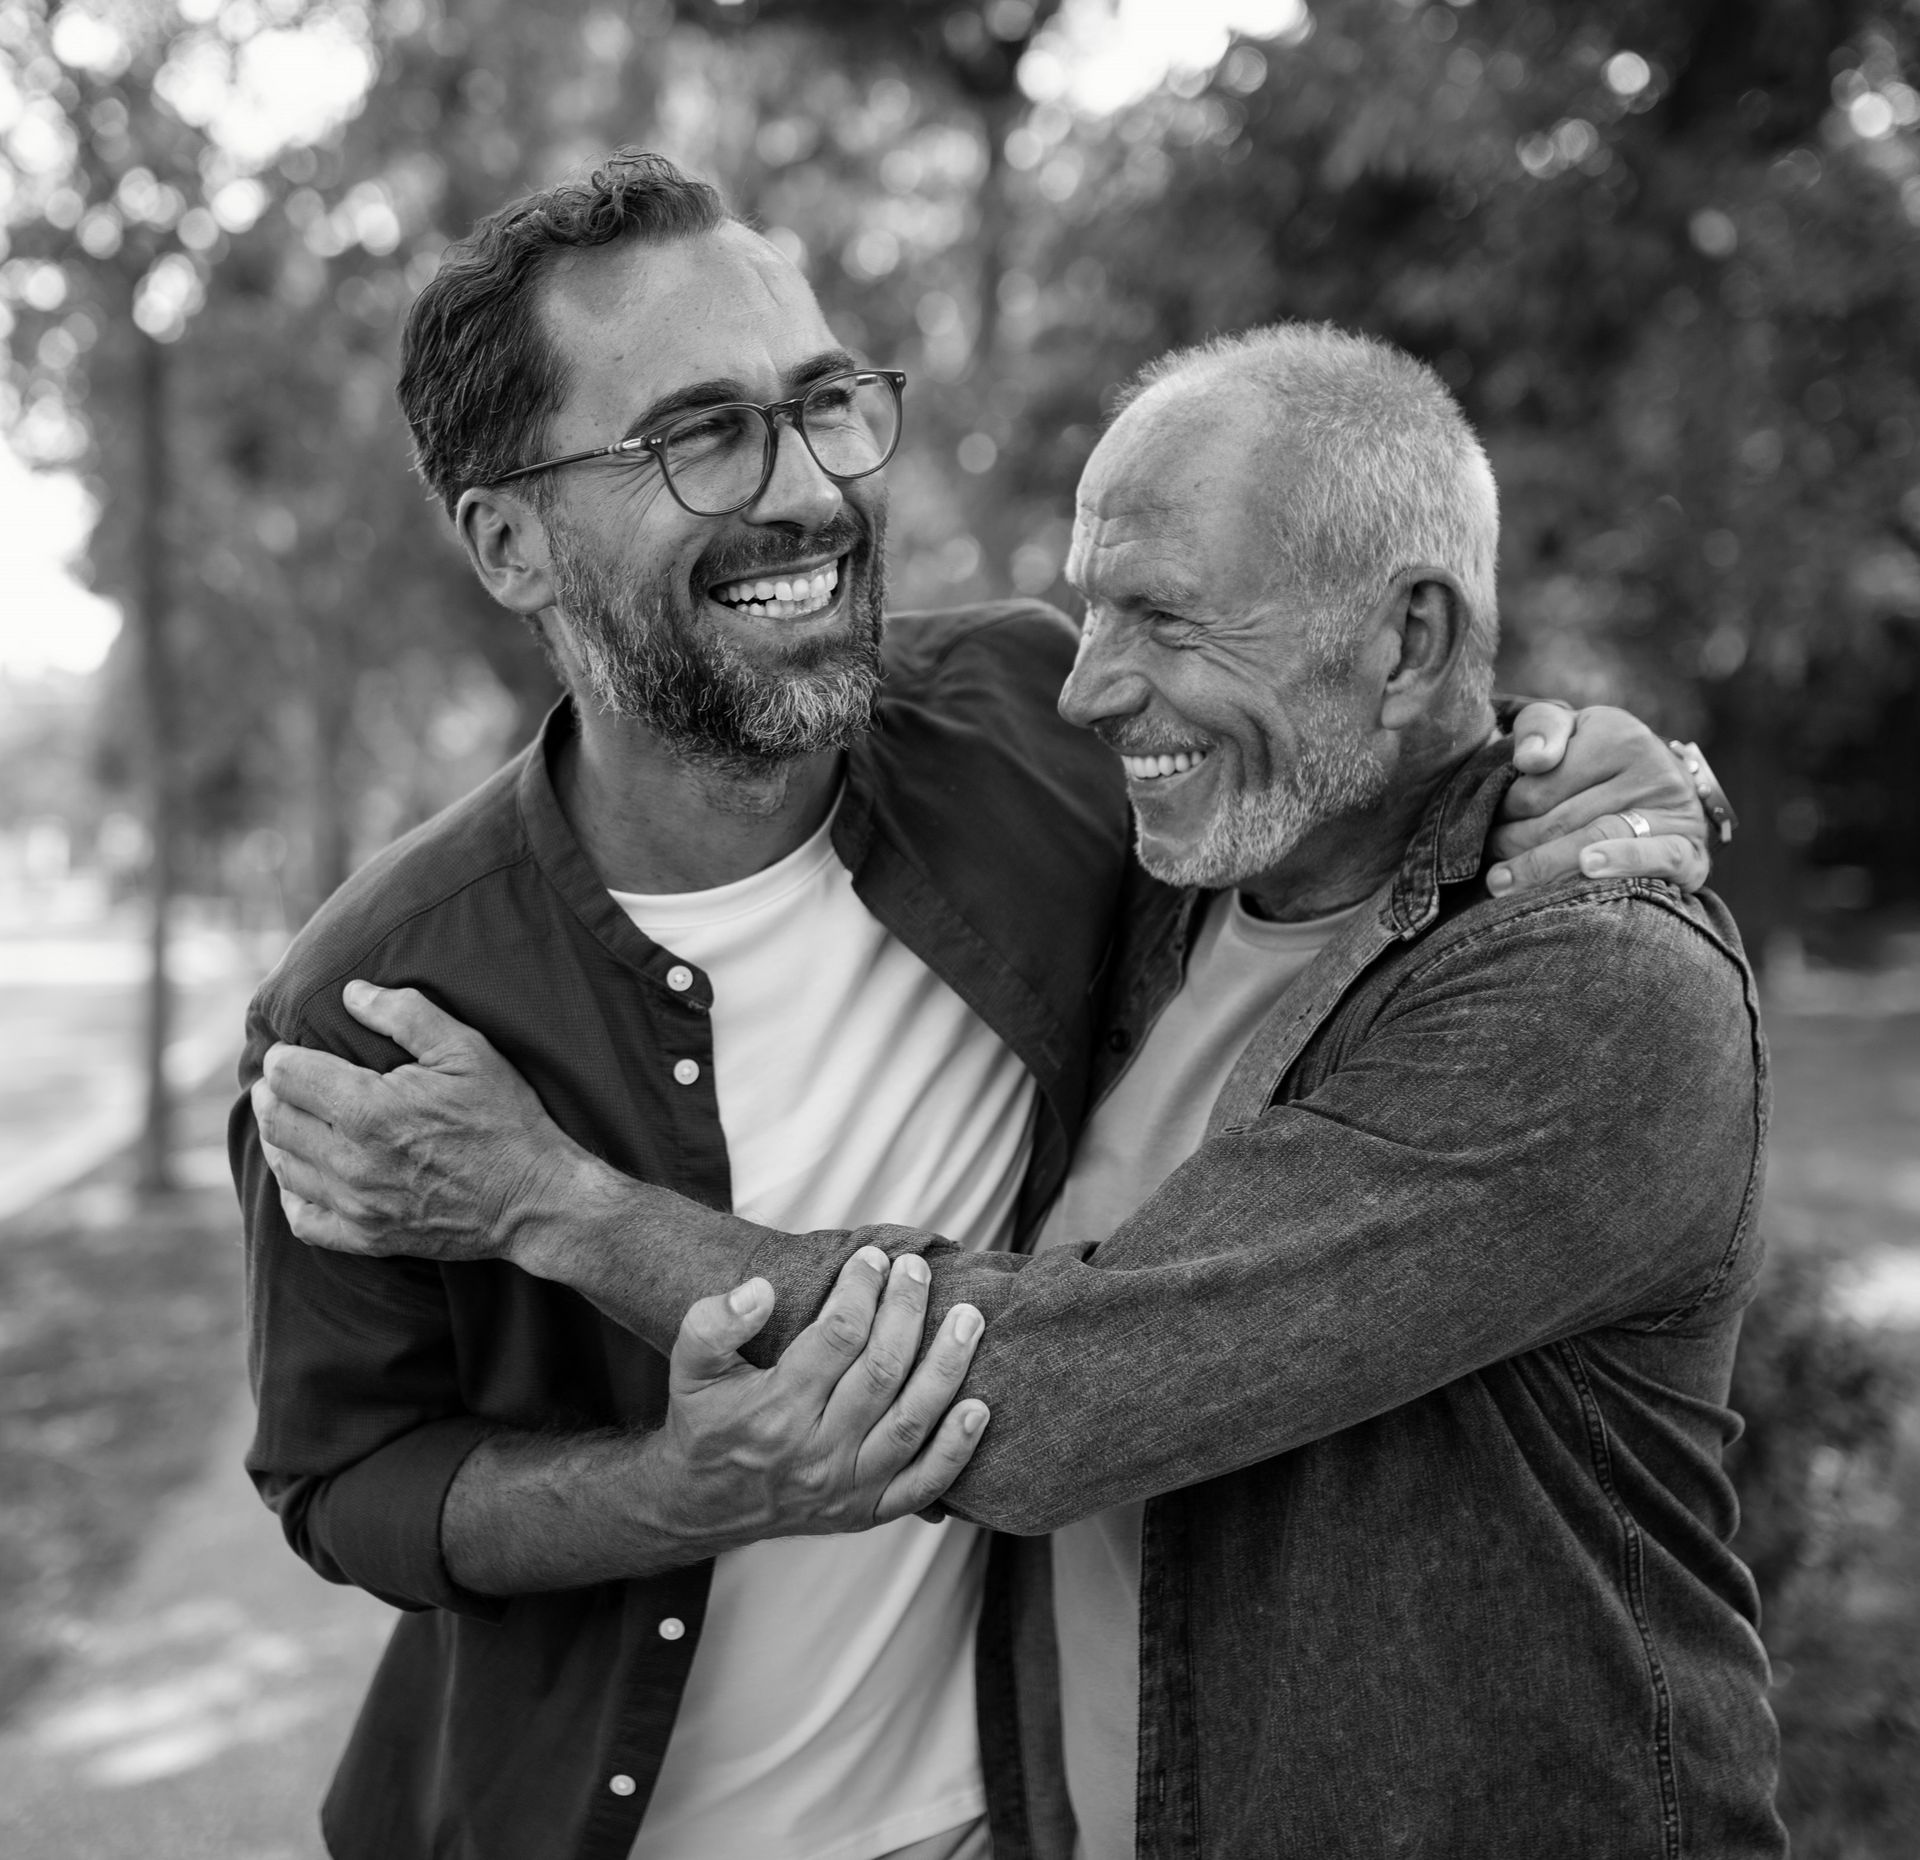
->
[233, 1005, 505, 1618]
[738, 891, 1766, 1536]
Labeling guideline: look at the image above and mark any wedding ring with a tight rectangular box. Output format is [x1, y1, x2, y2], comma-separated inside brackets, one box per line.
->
[1622, 811, 1652, 838]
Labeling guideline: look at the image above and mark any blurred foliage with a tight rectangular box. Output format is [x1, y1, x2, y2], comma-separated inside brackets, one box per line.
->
[1727, 1249, 1920, 1854]
[2, 2, 1920, 1841]
[3, 0, 1918, 940]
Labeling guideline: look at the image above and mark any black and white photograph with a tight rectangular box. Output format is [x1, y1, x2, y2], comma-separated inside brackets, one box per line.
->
[0, 1, 1917, 1854]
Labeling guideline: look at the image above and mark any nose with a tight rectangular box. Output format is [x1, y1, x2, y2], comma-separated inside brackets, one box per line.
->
[747, 416, 846, 531]
[1058, 613, 1149, 732]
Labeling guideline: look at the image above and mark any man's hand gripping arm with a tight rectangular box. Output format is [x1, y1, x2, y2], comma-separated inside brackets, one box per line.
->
[253, 700, 1724, 1542]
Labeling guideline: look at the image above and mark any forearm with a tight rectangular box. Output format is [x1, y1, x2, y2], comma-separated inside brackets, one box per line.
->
[441, 1425, 751, 1593]
[724, 904, 1760, 1534]
[506, 1151, 769, 1352]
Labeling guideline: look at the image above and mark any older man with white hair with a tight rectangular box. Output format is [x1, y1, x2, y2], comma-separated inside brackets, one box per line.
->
[254, 312, 1773, 1856]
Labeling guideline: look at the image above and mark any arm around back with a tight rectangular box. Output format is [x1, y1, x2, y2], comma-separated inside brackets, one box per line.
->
[740, 882, 1769, 1534]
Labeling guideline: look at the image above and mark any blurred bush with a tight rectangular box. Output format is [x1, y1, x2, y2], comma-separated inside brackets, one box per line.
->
[1728, 1246, 1920, 1855]
[4, 0, 1920, 949]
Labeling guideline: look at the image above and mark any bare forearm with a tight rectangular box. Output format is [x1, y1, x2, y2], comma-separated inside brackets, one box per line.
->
[505, 1153, 768, 1352]
[441, 1426, 746, 1593]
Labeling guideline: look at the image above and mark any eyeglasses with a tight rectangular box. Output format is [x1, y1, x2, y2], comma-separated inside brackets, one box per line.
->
[486, 368, 907, 516]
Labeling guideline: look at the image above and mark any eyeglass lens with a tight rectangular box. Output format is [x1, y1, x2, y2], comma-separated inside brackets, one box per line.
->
[657, 374, 900, 515]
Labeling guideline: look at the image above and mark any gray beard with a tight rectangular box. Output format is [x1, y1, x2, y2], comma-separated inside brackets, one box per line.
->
[1132, 688, 1389, 891]
[549, 520, 886, 766]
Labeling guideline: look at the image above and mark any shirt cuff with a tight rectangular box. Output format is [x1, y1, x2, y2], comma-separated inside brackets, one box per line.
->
[304, 1414, 509, 1621]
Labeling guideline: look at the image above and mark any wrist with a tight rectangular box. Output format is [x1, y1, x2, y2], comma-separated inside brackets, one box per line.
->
[501, 1141, 617, 1280]
[633, 1422, 768, 1563]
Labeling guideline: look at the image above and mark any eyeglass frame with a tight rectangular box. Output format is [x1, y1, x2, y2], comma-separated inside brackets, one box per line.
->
[481, 367, 908, 516]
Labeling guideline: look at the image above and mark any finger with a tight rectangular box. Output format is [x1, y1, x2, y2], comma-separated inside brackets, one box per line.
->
[261, 1041, 383, 1130]
[1492, 771, 1649, 851]
[854, 1301, 985, 1482]
[872, 1400, 989, 1525]
[670, 1278, 775, 1391]
[822, 1252, 934, 1433]
[1508, 700, 1575, 776]
[768, 1245, 893, 1398]
[1578, 832, 1711, 892]
[1488, 814, 1655, 895]
[252, 1078, 348, 1169]
[340, 980, 485, 1069]
[279, 1184, 372, 1255]
[259, 1136, 344, 1213]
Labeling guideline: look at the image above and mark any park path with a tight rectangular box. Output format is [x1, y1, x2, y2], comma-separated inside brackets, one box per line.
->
[0, 915, 391, 1856]
[0, 1388, 392, 1859]
[0, 954, 1914, 1856]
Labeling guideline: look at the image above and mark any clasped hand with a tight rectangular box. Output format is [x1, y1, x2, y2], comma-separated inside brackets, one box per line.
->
[653, 1245, 987, 1546]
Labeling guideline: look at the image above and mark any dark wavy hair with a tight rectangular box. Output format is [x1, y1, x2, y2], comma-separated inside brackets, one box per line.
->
[398, 150, 732, 516]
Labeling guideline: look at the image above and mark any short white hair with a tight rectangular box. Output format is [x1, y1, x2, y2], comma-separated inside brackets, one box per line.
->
[1119, 322, 1500, 705]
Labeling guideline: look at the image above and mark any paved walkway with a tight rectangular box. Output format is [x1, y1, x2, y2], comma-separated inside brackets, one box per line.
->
[0, 1391, 392, 1859]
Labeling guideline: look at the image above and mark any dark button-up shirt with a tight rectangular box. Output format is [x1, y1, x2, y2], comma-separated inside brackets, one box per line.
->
[230, 602, 1130, 1860]
[719, 739, 1786, 1859]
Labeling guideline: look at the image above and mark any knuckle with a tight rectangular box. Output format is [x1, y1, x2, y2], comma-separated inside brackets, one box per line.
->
[884, 1406, 928, 1454]
[861, 1343, 910, 1389]
[821, 1309, 870, 1355]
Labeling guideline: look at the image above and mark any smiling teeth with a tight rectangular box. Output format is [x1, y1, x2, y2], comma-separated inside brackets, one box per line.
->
[1121, 750, 1208, 781]
[712, 561, 840, 618]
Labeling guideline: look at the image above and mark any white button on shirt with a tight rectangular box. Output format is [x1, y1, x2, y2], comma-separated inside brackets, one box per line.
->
[672, 1058, 700, 1086]
[658, 1618, 686, 1641]
[667, 965, 694, 992]
[611, 801, 1032, 1860]
[610, 1775, 637, 1797]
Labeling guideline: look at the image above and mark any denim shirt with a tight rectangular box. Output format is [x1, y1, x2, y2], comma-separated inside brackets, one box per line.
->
[733, 738, 1785, 1859]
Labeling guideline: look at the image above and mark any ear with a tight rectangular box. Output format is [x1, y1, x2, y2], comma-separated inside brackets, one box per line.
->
[455, 485, 558, 617]
[1376, 569, 1473, 732]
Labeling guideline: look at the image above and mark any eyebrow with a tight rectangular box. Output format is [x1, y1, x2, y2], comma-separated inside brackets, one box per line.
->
[619, 348, 863, 442]
[1069, 572, 1201, 613]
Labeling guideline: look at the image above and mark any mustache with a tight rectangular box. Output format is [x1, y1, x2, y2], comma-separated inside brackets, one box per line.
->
[1095, 722, 1207, 756]
[694, 510, 873, 586]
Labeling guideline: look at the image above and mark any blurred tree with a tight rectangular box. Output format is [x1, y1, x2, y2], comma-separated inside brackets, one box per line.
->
[0, 0, 349, 1183]
[984, 0, 1920, 958]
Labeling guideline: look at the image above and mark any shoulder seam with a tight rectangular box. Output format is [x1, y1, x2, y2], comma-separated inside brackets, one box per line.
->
[272, 846, 542, 1037]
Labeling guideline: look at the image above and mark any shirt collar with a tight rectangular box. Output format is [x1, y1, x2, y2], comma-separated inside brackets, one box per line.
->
[1383, 734, 1519, 939]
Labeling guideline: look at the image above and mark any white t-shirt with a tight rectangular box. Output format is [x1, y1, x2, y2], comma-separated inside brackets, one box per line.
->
[1036, 889, 1369, 1860]
[614, 800, 1036, 1860]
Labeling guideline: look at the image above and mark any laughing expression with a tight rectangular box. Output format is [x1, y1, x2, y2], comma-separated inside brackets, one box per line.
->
[1058, 390, 1387, 893]
[529, 223, 889, 740]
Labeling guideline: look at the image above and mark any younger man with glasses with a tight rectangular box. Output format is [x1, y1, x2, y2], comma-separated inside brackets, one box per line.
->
[236, 154, 1715, 1860]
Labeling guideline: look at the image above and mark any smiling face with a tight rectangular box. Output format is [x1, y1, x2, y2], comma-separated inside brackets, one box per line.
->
[1059, 391, 1390, 893]
[529, 223, 888, 759]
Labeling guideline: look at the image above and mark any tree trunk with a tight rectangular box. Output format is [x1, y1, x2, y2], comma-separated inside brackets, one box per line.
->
[134, 329, 176, 1193]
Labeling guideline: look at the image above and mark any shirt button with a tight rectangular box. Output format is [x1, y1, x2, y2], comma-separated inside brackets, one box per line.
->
[609, 1774, 636, 1796]
[666, 965, 694, 992]
[1106, 1027, 1133, 1053]
[672, 1059, 700, 1086]
[658, 1617, 686, 1640]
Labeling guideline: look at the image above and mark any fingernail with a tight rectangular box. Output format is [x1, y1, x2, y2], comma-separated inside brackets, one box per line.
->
[727, 1279, 764, 1316]
[1486, 866, 1513, 894]
[1520, 734, 1546, 758]
[344, 979, 373, 1009]
[855, 1245, 890, 1273]
[1580, 847, 1609, 875]
[960, 1403, 988, 1436]
[952, 1305, 983, 1344]
[897, 1253, 929, 1284]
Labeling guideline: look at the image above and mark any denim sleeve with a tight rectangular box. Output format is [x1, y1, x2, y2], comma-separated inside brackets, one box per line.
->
[742, 892, 1767, 1536]
[232, 999, 507, 1619]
